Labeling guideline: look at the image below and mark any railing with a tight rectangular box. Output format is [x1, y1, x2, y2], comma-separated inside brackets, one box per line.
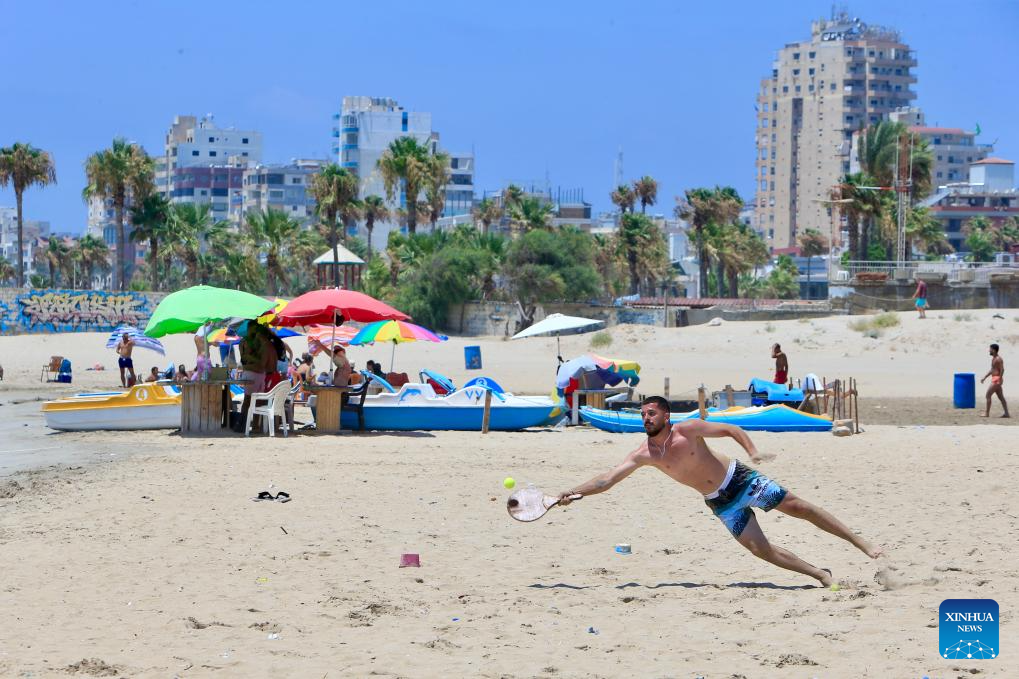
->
[833, 260, 1018, 283]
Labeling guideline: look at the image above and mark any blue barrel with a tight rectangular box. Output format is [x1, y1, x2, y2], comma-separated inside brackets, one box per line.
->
[464, 345, 482, 370]
[953, 373, 976, 409]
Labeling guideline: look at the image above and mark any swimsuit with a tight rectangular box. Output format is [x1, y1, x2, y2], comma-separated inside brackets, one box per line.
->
[774, 370, 788, 385]
[704, 459, 788, 538]
[992, 375, 1003, 386]
[118, 356, 133, 369]
[915, 298, 927, 308]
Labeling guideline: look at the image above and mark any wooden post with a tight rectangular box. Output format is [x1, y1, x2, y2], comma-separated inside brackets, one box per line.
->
[725, 384, 734, 410]
[482, 390, 492, 434]
[571, 390, 580, 426]
[664, 377, 670, 401]
[697, 386, 707, 420]
[847, 375, 855, 434]
[822, 375, 828, 415]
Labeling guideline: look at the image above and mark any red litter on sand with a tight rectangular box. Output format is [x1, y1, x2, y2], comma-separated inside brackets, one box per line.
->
[399, 553, 421, 568]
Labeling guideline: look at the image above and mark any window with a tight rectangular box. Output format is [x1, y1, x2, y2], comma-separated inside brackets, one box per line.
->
[770, 181, 775, 191]
[808, 68, 815, 76]
[772, 101, 777, 111]
[770, 166, 775, 175]
[209, 151, 217, 157]
[793, 52, 800, 60]
[242, 138, 249, 144]
[782, 86, 789, 93]
[192, 150, 199, 156]
[762, 102, 769, 113]
[401, 111, 408, 132]
[795, 85, 801, 93]
[762, 117, 769, 127]
[760, 180, 767, 191]
[242, 152, 248, 157]
[209, 137, 215, 143]
[937, 155, 943, 161]
[771, 149, 776, 160]
[793, 69, 800, 76]
[809, 84, 815, 92]
[200, 189, 207, 196]
[291, 177, 302, 184]
[808, 51, 815, 59]
[761, 148, 768, 160]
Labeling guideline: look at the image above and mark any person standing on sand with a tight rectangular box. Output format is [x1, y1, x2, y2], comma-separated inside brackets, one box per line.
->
[115, 332, 136, 387]
[911, 278, 928, 319]
[772, 343, 788, 386]
[980, 343, 1009, 418]
[557, 396, 883, 586]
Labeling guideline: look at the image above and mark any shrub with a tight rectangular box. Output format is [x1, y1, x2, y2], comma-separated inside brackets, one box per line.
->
[872, 312, 901, 329]
[590, 330, 613, 349]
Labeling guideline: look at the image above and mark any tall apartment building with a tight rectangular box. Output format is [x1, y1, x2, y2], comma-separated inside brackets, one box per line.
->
[241, 159, 324, 227]
[332, 96, 473, 248]
[754, 12, 917, 250]
[155, 115, 263, 195]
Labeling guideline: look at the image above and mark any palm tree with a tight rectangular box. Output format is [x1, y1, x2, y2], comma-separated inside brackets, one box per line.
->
[44, 237, 70, 287]
[633, 176, 659, 213]
[610, 184, 636, 214]
[617, 213, 656, 294]
[362, 195, 390, 260]
[377, 136, 432, 235]
[503, 184, 524, 211]
[0, 256, 16, 285]
[507, 196, 553, 236]
[797, 228, 828, 294]
[129, 192, 171, 291]
[168, 203, 223, 285]
[472, 197, 503, 236]
[246, 208, 300, 296]
[309, 163, 359, 286]
[0, 143, 57, 287]
[340, 198, 364, 244]
[676, 186, 743, 296]
[424, 152, 451, 232]
[83, 138, 153, 290]
[74, 234, 111, 289]
[906, 206, 953, 258]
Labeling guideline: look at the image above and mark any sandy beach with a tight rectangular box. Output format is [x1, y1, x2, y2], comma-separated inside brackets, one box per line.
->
[2, 309, 1017, 677]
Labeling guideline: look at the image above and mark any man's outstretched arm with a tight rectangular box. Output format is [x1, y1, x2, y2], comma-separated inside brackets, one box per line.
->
[558, 453, 643, 505]
[679, 419, 774, 463]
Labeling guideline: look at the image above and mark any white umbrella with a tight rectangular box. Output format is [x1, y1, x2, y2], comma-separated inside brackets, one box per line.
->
[106, 326, 166, 356]
[512, 313, 604, 362]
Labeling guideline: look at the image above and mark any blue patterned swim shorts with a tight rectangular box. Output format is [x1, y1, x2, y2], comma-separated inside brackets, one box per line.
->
[704, 459, 788, 538]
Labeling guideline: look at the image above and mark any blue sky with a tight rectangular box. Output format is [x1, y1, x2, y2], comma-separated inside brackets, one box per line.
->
[2, 0, 1016, 233]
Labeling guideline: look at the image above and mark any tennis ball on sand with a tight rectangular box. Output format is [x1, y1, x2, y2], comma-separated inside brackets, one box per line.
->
[503, 477, 516, 489]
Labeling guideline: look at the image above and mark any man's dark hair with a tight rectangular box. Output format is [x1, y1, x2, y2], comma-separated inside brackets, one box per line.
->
[991, 343, 1000, 353]
[773, 343, 781, 350]
[641, 395, 670, 413]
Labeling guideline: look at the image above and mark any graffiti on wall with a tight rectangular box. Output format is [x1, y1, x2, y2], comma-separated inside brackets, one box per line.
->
[14, 290, 152, 332]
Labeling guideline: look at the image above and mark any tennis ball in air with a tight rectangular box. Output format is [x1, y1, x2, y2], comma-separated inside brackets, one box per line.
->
[829, 583, 841, 592]
[503, 477, 516, 490]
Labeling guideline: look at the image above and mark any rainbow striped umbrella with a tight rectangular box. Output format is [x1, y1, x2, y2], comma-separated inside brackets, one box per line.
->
[349, 320, 448, 371]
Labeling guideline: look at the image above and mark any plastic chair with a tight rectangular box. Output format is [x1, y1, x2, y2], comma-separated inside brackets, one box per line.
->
[41, 356, 63, 382]
[244, 381, 295, 437]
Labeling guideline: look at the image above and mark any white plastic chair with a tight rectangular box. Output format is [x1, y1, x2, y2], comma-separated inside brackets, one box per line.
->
[245, 381, 295, 437]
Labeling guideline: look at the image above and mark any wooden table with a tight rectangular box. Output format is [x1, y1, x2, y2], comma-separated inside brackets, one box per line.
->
[179, 380, 250, 436]
[307, 385, 356, 433]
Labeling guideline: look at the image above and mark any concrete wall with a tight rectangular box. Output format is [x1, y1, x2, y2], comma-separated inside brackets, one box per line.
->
[447, 301, 668, 337]
[0, 288, 167, 335]
[844, 276, 1019, 313]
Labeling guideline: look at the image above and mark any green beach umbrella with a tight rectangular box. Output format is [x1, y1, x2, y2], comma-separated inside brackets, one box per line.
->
[144, 285, 276, 338]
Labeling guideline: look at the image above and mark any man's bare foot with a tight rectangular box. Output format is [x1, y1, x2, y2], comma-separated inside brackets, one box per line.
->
[1001, 414, 1011, 419]
[864, 544, 885, 559]
[817, 568, 833, 587]
[979, 413, 989, 418]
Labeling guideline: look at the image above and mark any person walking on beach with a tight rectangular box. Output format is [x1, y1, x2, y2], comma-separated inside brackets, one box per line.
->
[980, 343, 1009, 418]
[911, 278, 928, 319]
[557, 396, 882, 586]
[115, 332, 136, 387]
[772, 343, 788, 386]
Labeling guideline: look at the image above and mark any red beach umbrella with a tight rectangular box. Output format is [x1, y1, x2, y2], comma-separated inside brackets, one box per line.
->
[274, 288, 409, 327]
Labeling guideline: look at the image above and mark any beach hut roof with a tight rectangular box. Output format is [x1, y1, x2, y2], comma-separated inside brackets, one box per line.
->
[313, 246, 365, 266]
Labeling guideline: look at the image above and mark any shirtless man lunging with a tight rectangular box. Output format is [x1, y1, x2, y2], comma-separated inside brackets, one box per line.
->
[115, 332, 136, 387]
[980, 343, 1009, 418]
[557, 396, 882, 586]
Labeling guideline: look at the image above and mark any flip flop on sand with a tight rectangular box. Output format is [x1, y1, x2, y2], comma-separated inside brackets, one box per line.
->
[274, 491, 291, 503]
[253, 491, 275, 502]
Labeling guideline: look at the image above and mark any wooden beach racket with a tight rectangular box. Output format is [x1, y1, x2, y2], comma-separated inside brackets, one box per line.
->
[507, 487, 582, 522]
